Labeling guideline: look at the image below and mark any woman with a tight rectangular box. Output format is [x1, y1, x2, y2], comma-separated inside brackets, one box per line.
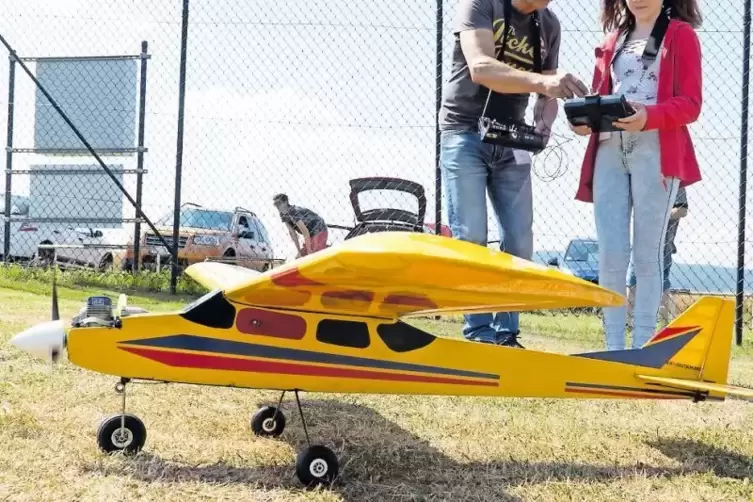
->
[570, 0, 703, 350]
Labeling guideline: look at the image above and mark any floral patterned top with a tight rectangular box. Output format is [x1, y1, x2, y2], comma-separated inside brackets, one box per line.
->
[610, 37, 661, 106]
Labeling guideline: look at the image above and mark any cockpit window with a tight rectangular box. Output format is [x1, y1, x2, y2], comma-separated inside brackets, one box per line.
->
[376, 321, 436, 352]
[179, 289, 236, 329]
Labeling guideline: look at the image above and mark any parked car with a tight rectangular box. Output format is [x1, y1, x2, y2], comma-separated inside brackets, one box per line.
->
[1, 194, 125, 271]
[547, 237, 599, 284]
[343, 177, 451, 240]
[120, 202, 276, 272]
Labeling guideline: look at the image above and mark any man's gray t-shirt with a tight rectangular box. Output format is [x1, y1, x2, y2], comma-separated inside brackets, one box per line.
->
[439, 0, 561, 131]
[281, 205, 327, 236]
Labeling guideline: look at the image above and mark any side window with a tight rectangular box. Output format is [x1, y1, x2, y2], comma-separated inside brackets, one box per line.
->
[238, 216, 252, 239]
[316, 319, 370, 349]
[252, 218, 271, 244]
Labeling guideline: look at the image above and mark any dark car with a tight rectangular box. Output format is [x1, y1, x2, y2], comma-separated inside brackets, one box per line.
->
[547, 238, 599, 284]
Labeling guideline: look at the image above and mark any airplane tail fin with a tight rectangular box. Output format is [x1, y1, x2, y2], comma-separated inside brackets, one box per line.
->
[641, 296, 734, 384]
[578, 297, 752, 400]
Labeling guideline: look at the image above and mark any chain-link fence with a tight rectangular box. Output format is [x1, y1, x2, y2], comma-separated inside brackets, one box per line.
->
[0, 0, 751, 342]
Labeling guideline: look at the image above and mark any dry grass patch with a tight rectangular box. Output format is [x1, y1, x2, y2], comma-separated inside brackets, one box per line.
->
[0, 287, 752, 501]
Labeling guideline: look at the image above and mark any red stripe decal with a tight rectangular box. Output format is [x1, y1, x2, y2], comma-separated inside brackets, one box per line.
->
[382, 294, 437, 309]
[120, 347, 498, 387]
[565, 388, 680, 399]
[270, 268, 323, 287]
[322, 290, 374, 302]
[321, 290, 374, 312]
[649, 325, 698, 343]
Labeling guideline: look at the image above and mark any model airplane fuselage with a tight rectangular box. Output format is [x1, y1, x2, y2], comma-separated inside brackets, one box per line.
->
[8, 232, 752, 487]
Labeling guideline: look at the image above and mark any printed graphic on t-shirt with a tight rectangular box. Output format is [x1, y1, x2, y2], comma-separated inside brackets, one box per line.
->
[492, 19, 547, 73]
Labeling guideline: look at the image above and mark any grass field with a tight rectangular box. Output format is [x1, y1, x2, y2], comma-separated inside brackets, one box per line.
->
[1, 277, 753, 501]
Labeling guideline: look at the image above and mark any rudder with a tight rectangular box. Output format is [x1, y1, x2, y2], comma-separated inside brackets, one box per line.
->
[575, 296, 734, 384]
[643, 296, 734, 384]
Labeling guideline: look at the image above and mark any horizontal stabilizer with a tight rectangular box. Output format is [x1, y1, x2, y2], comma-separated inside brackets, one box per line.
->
[185, 261, 263, 291]
[638, 375, 753, 400]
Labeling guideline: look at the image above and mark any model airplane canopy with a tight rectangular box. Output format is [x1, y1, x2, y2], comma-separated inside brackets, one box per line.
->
[185, 232, 624, 319]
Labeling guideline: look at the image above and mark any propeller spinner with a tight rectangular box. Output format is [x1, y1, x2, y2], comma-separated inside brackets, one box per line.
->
[9, 264, 65, 363]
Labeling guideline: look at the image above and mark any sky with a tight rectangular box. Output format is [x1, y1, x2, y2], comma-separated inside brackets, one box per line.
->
[0, 0, 751, 293]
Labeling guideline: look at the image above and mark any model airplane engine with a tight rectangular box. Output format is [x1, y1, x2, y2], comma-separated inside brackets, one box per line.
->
[70, 294, 150, 328]
[73, 296, 114, 327]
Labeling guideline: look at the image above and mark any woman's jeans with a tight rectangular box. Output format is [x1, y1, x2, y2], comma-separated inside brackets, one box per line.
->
[593, 130, 679, 350]
[440, 129, 533, 343]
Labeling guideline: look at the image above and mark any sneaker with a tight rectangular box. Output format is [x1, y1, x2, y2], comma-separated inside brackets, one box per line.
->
[497, 331, 525, 349]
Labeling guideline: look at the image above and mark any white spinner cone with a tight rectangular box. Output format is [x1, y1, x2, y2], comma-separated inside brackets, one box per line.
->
[9, 320, 66, 362]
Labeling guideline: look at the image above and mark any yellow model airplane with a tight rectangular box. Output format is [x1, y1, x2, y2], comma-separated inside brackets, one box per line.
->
[8, 232, 753, 487]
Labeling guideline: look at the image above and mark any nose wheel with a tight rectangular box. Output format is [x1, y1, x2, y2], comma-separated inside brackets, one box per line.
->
[250, 390, 340, 487]
[96, 378, 147, 455]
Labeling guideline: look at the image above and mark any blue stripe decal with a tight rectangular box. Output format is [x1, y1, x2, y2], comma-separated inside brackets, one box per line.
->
[571, 330, 700, 369]
[118, 334, 500, 381]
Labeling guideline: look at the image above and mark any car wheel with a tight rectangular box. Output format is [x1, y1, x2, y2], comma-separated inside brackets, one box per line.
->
[223, 248, 236, 265]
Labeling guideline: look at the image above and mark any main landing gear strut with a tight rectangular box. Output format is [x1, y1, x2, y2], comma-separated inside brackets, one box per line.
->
[250, 390, 339, 487]
[95, 380, 338, 487]
[96, 378, 147, 455]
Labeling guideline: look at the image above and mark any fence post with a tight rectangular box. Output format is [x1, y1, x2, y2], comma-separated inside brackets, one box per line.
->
[133, 40, 149, 273]
[171, 0, 190, 295]
[434, 0, 443, 235]
[3, 54, 15, 262]
[736, 0, 752, 345]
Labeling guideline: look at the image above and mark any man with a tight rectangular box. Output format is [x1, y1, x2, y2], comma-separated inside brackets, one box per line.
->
[439, 0, 588, 348]
[273, 194, 329, 257]
[626, 187, 689, 328]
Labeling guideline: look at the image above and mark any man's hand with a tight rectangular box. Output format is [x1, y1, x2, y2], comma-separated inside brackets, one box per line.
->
[568, 121, 592, 136]
[539, 72, 589, 99]
[670, 207, 688, 220]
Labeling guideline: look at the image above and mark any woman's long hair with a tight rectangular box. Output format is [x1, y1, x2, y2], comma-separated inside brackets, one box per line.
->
[601, 0, 702, 33]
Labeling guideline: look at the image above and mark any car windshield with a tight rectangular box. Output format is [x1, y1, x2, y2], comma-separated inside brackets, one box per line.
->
[565, 240, 598, 262]
[156, 208, 233, 231]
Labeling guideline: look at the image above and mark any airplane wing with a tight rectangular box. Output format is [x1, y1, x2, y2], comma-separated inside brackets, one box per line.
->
[637, 375, 753, 400]
[216, 232, 624, 319]
[184, 261, 263, 292]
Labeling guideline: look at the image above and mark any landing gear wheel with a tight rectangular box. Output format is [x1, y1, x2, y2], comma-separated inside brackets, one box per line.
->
[295, 445, 339, 487]
[96, 413, 147, 455]
[250, 406, 286, 437]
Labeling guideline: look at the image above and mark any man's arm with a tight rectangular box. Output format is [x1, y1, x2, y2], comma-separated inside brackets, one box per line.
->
[295, 221, 312, 252]
[460, 31, 588, 98]
[534, 78, 559, 141]
[670, 207, 688, 220]
[286, 223, 301, 252]
[670, 187, 689, 220]
[461, 29, 546, 95]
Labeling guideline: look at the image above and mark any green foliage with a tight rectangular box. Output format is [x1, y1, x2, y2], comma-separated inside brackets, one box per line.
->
[0, 264, 207, 297]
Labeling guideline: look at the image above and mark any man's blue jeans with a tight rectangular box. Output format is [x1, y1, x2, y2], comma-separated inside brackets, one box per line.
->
[440, 129, 534, 343]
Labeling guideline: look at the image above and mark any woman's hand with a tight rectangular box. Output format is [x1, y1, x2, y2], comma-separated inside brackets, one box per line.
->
[614, 101, 648, 132]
